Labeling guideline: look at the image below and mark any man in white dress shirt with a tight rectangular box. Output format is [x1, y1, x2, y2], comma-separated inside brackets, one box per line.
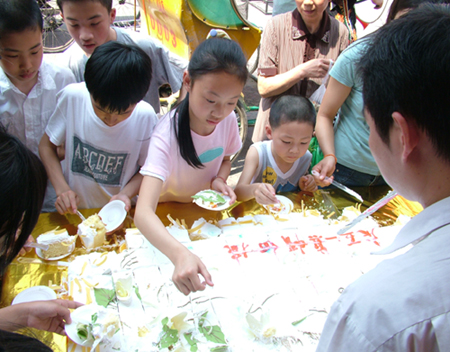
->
[316, 4, 450, 351]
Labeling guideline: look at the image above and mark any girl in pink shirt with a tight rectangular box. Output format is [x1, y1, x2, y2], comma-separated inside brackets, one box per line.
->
[135, 37, 248, 295]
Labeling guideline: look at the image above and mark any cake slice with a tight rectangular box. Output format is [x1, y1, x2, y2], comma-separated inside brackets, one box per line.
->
[78, 214, 106, 249]
[36, 227, 76, 259]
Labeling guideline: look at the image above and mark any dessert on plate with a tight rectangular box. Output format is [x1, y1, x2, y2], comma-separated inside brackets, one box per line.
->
[36, 227, 77, 259]
[78, 214, 107, 249]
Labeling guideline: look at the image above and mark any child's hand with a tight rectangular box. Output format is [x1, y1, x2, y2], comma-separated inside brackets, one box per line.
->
[299, 175, 318, 192]
[172, 250, 214, 295]
[110, 194, 131, 212]
[211, 177, 237, 204]
[17, 235, 34, 257]
[254, 183, 278, 205]
[55, 189, 79, 215]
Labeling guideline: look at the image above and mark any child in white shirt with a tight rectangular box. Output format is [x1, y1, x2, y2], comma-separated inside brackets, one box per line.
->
[0, 0, 75, 212]
[235, 95, 317, 205]
[39, 41, 158, 213]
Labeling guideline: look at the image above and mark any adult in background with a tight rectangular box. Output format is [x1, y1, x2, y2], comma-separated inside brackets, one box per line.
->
[317, 4, 450, 350]
[313, 0, 449, 187]
[252, 0, 349, 142]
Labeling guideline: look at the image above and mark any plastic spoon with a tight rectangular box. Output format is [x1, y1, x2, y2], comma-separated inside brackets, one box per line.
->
[76, 210, 86, 222]
[312, 170, 364, 203]
[24, 242, 49, 251]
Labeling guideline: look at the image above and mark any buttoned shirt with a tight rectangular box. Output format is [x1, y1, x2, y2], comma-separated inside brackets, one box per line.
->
[317, 196, 450, 352]
[0, 59, 75, 212]
[0, 58, 75, 156]
[252, 9, 349, 142]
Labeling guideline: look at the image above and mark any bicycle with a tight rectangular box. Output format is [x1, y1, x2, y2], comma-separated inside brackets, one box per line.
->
[39, 0, 74, 53]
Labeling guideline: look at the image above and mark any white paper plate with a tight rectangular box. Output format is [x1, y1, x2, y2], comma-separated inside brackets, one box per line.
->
[264, 195, 294, 214]
[12, 286, 56, 305]
[192, 190, 231, 211]
[65, 304, 99, 347]
[36, 242, 75, 261]
[99, 200, 127, 232]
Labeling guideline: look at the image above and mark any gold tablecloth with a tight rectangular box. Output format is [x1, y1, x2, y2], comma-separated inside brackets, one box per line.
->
[0, 186, 422, 351]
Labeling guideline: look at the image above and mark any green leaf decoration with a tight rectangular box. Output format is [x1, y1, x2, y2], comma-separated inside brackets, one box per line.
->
[192, 191, 226, 205]
[292, 316, 308, 326]
[159, 317, 179, 349]
[198, 325, 227, 344]
[198, 311, 208, 327]
[134, 285, 142, 301]
[184, 332, 199, 352]
[210, 346, 229, 352]
[76, 324, 89, 341]
[93, 288, 116, 308]
[91, 312, 98, 324]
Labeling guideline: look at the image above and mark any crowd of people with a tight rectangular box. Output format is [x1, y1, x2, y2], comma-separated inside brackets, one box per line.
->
[1, 0, 450, 350]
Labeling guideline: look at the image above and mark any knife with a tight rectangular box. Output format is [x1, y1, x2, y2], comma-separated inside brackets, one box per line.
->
[312, 170, 364, 203]
[337, 190, 398, 235]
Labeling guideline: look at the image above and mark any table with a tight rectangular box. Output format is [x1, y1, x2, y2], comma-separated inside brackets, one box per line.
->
[0, 186, 420, 351]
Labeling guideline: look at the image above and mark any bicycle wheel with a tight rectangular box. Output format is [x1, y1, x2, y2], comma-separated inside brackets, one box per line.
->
[113, 0, 141, 29]
[231, 99, 248, 164]
[41, 1, 74, 53]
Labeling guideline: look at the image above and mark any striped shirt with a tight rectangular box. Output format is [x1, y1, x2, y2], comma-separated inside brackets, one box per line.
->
[252, 9, 349, 142]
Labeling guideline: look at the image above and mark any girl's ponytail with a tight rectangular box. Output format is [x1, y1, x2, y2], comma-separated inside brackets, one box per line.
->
[172, 37, 248, 168]
[173, 94, 204, 168]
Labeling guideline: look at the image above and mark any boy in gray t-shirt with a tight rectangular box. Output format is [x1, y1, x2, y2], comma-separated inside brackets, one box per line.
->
[58, 0, 186, 114]
[235, 95, 317, 205]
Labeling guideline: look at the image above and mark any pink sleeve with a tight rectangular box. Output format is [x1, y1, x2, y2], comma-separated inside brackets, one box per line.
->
[140, 115, 172, 181]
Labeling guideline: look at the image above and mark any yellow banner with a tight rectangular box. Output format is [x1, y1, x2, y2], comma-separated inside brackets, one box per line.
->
[138, 0, 189, 59]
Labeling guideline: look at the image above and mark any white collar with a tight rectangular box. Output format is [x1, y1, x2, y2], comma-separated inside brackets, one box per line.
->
[374, 196, 450, 255]
[0, 60, 56, 96]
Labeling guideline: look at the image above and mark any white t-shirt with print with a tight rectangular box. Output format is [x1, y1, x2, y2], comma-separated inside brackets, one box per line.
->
[251, 140, 312, 192]
[140, 109, 242, 203]
[45, 82, 158, 209]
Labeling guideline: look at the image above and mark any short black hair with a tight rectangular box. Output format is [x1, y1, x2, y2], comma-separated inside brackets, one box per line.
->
[0, 125, 47, 275]
[85, 41, 152, 114]
[359, 4, 450, 163]
[0, 0, 43, 37]
[57, 0, 112, 13]
[269, 95, 316, 130]
[0, 330, 52, 352]
[386, 0, 450, 23]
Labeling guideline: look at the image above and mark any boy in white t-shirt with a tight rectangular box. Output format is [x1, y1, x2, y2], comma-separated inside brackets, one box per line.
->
[0, 0, 75, 212]
[235, 95, 317, 205]
[39, 41, 158, 214]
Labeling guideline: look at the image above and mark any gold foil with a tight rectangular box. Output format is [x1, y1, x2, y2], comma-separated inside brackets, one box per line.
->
[0, 189, 421, 351]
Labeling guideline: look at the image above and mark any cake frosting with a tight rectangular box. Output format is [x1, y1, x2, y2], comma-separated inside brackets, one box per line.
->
[63, 206, 408, 351]
[36, 227, 76, 259]
[78, 214, 106, 249]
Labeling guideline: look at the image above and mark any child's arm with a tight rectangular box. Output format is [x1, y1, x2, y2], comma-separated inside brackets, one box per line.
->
[299, 174, 318, 193]
[234, 147, 278, 205]
[110, 172, 143, 212]
[210, 156, 237, 204]
[134, 176, 213, 295]
[39, 134, 79, 214]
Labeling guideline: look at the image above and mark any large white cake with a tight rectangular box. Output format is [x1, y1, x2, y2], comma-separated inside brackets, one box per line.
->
[62, 206, 409, 351]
